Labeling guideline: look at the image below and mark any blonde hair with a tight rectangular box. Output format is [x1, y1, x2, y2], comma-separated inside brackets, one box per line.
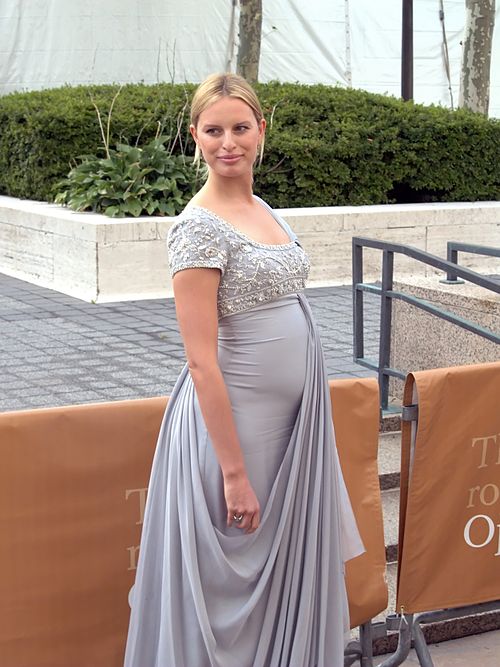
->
[190, 73, 265, 166]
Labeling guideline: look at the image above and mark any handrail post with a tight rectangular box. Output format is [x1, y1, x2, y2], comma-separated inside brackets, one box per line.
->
[447, 244, 458, 282]
[378, 250, 394, 411]
[439, 241, 464, 285]
[352, 239, 364, 361]
[440, 242, 464, 284]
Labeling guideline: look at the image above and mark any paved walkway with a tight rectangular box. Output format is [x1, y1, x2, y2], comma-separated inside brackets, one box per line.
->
[0, 273, 379, 412]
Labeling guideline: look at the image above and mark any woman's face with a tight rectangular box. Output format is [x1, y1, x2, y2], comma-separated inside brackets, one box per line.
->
[190, 96, 265, 178]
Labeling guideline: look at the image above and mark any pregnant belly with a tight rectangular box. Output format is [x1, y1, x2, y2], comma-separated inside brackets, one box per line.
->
[217, 295, 308, 454]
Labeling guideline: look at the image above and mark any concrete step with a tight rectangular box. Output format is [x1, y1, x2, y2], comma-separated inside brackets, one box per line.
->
[380, 487, 399, 563]
[372, 562, 397, 625]
[378, 431, 401, 491]
[377, 429, 401, 561]
[380, 411, 402, 434]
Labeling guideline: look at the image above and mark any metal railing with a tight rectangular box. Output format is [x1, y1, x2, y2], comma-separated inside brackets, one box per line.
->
[442, 241, 500, 283]
[352, 238, 500, 411]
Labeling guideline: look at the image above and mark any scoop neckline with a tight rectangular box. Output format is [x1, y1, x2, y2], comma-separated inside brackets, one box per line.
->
[185, 204, 297, 249]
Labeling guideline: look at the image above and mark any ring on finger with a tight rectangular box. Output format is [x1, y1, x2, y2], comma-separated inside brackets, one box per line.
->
[233, 513, 244, 523]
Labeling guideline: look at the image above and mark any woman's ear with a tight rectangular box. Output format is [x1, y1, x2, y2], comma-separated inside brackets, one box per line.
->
[256, 118, 267, 166]
[259, 118, 266, 139]
[190, 124, 202, 166]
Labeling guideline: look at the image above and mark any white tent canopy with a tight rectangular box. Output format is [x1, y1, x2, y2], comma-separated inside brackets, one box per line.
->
[1, 0, 499, 117]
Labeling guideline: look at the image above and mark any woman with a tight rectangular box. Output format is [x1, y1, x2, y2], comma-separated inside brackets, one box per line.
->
[124, 73, 364, 667]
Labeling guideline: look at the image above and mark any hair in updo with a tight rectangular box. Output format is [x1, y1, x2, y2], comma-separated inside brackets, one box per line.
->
[190, 73, 265, 165]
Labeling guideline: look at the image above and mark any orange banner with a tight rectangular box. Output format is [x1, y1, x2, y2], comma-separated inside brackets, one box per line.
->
[0, 398, 167, 667]
[0, 378, 386, 666]
[330, 378, 388, 627]
[397, 361, 500, 613]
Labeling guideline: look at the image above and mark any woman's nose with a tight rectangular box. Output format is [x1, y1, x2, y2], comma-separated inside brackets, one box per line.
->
[222, 131, 236, 150]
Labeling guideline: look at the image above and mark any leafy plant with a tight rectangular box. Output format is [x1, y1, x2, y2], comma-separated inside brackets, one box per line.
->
[54, 136, 199, 217]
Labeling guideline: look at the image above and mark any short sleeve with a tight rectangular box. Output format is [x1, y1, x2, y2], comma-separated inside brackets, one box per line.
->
[167, 214, 228, 277]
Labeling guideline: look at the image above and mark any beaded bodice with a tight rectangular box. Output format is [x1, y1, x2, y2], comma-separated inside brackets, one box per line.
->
[167, 203, 310, 319]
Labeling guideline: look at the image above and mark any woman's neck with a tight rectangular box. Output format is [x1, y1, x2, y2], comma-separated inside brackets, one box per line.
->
[199, 173, 255, 207]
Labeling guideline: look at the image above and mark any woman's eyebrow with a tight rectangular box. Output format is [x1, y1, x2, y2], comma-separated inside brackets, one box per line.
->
[202, 120, 252, 128]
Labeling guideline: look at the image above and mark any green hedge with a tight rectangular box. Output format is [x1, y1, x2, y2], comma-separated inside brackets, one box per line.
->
[0, 82, 499, 207]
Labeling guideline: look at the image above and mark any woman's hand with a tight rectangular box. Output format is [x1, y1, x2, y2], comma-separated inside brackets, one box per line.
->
[224, 472, 260, 534]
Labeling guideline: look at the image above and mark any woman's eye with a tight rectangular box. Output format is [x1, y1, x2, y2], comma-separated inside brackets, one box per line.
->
[206, 128, 221, 135]
[236, 125, 250, 132]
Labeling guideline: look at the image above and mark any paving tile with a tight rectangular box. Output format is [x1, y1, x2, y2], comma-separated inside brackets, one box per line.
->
[76, 358, 111, 366]
[99, 387, 146, 399]
[84, 380, 124, 390]
[51, 389, 104, 401]
[31, 378, 72, 388]
[95, 350, 128, 357]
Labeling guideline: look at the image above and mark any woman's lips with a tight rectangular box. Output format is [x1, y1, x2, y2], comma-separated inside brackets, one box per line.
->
[218, 155, 243, 163]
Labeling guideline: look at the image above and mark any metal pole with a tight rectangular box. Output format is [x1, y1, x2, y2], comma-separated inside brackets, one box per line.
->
[378, 614, 414, 666]
[441, 244, 464, 284]
[378, 250, 394, 411]
[359, 621, 374, 666]
[352, 239, 365, 361]
[344, 0, 353, 87]
[402, 0, 413, 100]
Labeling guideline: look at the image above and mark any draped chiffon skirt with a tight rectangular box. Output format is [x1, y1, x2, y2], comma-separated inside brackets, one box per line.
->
[124, 293, 364, 667]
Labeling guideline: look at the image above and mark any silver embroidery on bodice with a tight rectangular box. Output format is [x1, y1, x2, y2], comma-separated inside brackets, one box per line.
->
[167, 206, 310, 319]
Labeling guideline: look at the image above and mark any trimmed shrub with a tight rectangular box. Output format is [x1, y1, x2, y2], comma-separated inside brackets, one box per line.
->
[0, 84, 197, 205]
[0, 82, 499, 208]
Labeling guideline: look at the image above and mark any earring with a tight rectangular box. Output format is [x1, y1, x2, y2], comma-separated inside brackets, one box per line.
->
[256, 143, 264, 165]
[194, 144, 202, 166]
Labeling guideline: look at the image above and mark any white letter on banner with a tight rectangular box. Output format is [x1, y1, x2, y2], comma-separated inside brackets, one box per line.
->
[464, 514, 495, 549]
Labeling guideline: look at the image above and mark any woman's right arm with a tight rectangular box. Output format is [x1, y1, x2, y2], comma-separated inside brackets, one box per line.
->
[172, 266, 260, 534]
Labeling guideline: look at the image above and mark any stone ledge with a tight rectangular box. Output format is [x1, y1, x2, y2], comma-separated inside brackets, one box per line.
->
[1, 195, 499, 302]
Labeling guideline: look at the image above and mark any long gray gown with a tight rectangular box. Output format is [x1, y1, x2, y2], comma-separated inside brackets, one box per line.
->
[123, 197, 364, 667]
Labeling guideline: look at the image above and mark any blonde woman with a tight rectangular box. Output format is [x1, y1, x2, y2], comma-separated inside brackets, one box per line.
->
[124, 73, 363, 667]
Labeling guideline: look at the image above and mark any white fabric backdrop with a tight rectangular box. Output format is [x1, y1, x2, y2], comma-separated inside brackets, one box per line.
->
[1, 0, 499, 117]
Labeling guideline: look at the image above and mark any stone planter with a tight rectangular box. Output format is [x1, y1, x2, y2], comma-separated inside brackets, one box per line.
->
[0, 195, 499, 302]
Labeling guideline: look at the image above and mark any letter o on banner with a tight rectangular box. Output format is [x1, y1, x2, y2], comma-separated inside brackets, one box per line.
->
[464, 514, 495, 549]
